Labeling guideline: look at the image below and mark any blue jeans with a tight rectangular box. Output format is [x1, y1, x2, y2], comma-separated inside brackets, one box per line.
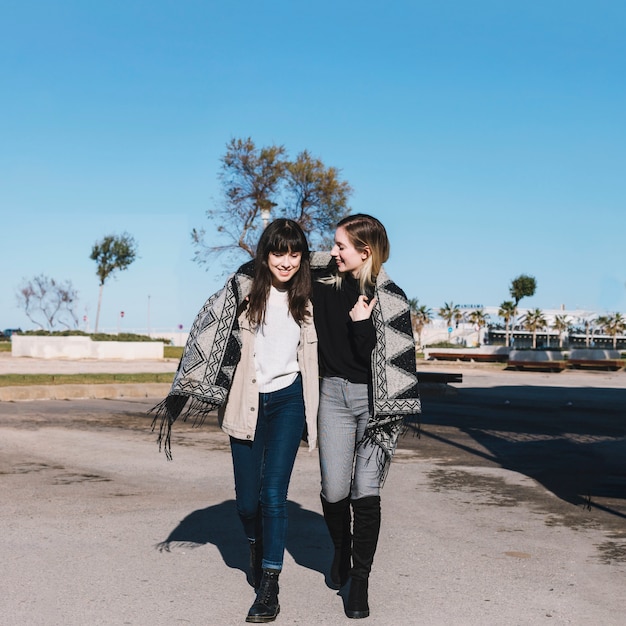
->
[318, 377, 381, 503]
[230, 374, 305, 571]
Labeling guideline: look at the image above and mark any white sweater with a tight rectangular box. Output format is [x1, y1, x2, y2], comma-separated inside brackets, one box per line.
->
[254, 286, 301, 393]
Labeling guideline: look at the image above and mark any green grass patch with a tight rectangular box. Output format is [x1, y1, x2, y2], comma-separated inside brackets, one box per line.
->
[0, 343, 11, 353]
[424, 342, 464, 348]
[17, 330, 171, 343]
[0, 372, 175, 387]
[164, 345, 184, 359]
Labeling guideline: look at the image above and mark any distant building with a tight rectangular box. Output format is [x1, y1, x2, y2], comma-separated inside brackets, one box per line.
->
[421, 306, 626, 350]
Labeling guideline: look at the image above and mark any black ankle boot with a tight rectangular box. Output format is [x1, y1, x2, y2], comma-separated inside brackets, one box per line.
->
[346, 577, 369, 619]
[248, 539, 263, 590]
[246, 568, 280, 623]
[320, 494, 352, 589]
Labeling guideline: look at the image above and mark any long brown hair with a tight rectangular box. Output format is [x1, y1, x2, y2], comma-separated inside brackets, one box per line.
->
[247, 218, 311, 326]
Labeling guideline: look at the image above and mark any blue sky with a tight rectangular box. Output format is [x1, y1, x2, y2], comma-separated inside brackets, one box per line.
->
[2, 1, 625, 333]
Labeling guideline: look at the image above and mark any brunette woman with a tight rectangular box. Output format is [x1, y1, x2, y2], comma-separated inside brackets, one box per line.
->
[154, 219, 318, 623]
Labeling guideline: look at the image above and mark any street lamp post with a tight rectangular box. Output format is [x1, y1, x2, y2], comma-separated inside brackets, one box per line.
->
[260, 201, 277, 230]
[261, 207, 271, 229]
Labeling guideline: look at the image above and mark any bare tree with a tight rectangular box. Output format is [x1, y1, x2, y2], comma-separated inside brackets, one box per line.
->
[16, 274, 80, 330]
[192, 138, 286, 266]
[192, 137, 352, 268]
[283, 149, 352, 249]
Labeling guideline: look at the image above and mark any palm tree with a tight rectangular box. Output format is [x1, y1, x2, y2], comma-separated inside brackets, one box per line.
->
[594, 315, 611, 347]
[409, 298, 434, 349]
[467, 308, 490, 346]
[603, 312, 626, 349]
[415, 305, 433, 348]
[90, 232, 138, 333]
[498, 300, 517, 347]
[552, 314, 572, 348]
[438, 302, 461, 343]
[584, 317, 595, 348]
[408, 298, 420, 336]
[523, 308, 547, 349]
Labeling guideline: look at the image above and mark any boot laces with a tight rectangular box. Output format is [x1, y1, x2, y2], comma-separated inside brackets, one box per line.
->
[257, 573, 278, 604]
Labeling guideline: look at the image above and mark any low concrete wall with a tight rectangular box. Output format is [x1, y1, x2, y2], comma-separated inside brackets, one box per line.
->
[0, 382, 170, 401]
[12, 336, 164, 360]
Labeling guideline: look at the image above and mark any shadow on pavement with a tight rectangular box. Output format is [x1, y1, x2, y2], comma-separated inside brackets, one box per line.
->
[156, 499, 331, 583]
[416, 384, 626, 523]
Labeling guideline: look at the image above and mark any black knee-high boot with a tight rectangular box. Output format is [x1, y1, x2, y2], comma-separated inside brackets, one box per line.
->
[346, 496, 381, 619]
[320, 494, 352, 589]
[246, 568, 280, 623]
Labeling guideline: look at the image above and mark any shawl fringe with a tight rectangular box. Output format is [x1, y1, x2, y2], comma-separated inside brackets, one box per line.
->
[150, 393, 220, 460]
[360, 413, 421, 485]
[399, 413, 422, 439]
[150, 262, 253, 459]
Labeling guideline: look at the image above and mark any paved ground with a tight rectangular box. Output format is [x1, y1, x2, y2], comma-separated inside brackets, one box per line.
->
[0, 353, 178, 401]
[0, 353, 180, 375]
[1, 355, 625, 624]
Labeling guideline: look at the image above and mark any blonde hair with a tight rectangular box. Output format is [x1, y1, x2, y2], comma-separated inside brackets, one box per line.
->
[325, 213, 390, 293]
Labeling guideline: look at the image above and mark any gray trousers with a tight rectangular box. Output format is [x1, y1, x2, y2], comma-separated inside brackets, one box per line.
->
[318, 377, 381, 503]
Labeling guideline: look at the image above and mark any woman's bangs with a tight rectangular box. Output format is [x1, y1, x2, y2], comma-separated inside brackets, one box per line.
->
[268, 231, 306, 254]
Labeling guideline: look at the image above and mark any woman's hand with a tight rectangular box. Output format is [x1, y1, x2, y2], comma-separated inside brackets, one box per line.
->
[349, 295, 377, 322]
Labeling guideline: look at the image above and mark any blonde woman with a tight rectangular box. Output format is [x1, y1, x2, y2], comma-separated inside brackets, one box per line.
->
[311, 214, 420, 619]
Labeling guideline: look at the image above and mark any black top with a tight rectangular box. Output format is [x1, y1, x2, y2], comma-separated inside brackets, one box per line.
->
[311, 273, 376, 384]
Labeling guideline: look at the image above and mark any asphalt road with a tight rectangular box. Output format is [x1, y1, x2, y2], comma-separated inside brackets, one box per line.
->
[1, 363, 625, 624]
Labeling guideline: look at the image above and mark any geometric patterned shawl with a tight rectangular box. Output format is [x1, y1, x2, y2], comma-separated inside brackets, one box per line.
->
[151, 261, 255, 459]
[310, 252, 421, 480]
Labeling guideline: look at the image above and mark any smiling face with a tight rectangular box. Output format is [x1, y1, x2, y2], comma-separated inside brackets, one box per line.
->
[331, 226, 370, 277]
[267, 249, 302, 288]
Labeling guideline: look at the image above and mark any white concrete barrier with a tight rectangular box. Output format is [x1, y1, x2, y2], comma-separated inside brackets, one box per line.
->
[11, 336, 164, 360]
[509, 350, 564, 363]
[508, 349, 566, 370]
[568, 348, 624, 370]
[568, 349, 621, 361]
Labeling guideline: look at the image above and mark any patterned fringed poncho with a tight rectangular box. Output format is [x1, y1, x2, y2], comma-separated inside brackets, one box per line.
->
[152, 254, 421, 473]
[311, 252, 421, 481]
[151, 261, 255, 459]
